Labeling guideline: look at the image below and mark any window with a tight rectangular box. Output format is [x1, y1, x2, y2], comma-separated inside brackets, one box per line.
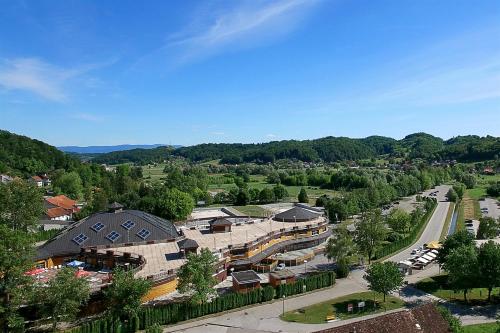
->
[106, 231, 121, 242]
[91, 222, 105, 232]
[137, 228, 151, 240]
[73, 233, 88, 245]
[121, 220, 135, 230]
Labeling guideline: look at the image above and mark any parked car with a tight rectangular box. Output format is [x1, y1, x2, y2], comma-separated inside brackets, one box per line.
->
[275, 263, 286, 271]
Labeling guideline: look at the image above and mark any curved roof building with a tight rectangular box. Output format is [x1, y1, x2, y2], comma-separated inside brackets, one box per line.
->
[273, 206, 320, 222]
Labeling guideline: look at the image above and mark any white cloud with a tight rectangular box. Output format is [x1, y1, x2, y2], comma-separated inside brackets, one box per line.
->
[0, 57, 114, 102]
[266, 133, 278, 138]
[165, 0, 321, 64]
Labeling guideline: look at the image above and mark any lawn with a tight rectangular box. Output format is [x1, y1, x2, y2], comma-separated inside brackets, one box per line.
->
[280, 291, 404, 324]
[463, 322, 499, 333]
[415, 274, 500, 304]
[231, 205, 271, 217]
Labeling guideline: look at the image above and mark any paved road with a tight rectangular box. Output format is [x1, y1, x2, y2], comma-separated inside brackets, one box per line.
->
[386, 185, 451, 264]
[479, 198, 500, 220]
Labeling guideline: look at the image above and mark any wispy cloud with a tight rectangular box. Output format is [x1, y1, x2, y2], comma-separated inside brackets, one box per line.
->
[266, 133, 278, 138]
[0, 57, 114, 102]
[164, 0, 321, 65]
[70, 112, 104, 122]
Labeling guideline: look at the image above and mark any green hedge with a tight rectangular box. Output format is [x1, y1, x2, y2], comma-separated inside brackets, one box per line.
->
[374, 199, 438, 259]
[65, 271, 335, 333]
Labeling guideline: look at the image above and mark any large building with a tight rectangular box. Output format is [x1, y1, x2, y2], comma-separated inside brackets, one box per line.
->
[35, 204, 330, 300]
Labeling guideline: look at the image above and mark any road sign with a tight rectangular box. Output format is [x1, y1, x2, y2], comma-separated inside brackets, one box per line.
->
[347, 303, 353, 312]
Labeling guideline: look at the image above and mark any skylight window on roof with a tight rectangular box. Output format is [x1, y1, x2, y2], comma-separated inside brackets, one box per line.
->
[91, 222, 105, 232]
[121, 220, 135, 230]
[137, 228, 151, 240]
[73, 233, 89, 245]
[106, 231, 121, 242]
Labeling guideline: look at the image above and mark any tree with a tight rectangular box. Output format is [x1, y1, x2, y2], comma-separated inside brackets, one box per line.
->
[235, 188, 250, 206]
[477, 241, 500, 301]
[437, 230, 475, 266]
[298, 188, 309, 203]
[325, 227, 356, 278]
[155, 188, 194, 221]
[177, 248, 218, 304]
[0, 180, 44, 231]
[326, 198, 348, 222]
[387, 208, 411, 234]
[273, 184, 288, 201]
[53, 171, 84, 200]
[258, 188, 276, 204]
[0, 225, 35, 331]
[477, 217, 500, 240]
[452, 183, 466, 200]
[104, 268, 152, 320]
[443, 245, 478, 302]
[37, 267, 90, 332]
[365, 262, 403, 302]
[486, 182, 500, 197]
[446, 188, 458, 202]
[355, 210, 387, 263]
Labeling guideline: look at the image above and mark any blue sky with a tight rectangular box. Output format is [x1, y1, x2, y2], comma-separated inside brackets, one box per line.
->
[1, 0, 499, 146]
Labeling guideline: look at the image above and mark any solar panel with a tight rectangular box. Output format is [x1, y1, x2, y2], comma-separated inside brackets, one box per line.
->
[91, 222, 105, 232]
[106, 231, 121, 242]
[121, 220, 135, 230]
[72, 233, 89, 245]
[137, 228, 151, 240]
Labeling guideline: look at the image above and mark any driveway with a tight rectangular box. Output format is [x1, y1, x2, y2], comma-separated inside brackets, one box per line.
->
[386, 185, 451, 264]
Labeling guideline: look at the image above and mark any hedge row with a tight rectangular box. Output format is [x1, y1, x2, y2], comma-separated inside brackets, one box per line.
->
[374, 199, 438, 259]
[66, 271, 336, 333]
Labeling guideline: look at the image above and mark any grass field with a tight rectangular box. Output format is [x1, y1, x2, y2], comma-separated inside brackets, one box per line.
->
[463, 322, 499, 333]
[280, 292, 404, 324]
[231, 205, 271, 217]
[415, 274, 500, 304]
[142, 163, 167, 182]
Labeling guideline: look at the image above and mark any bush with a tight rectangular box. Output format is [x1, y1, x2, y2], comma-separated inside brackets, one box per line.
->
[437, 305, 463, 333]
[335, 258, 350, 278]
[145, 324, 162, 333]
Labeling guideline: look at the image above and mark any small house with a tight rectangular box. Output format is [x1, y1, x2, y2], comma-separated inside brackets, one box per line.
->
[269, 269, 296, 287]
[209, 218, 232, 233]
[177, 238, 199, 257]
[232, 270, 261, 293]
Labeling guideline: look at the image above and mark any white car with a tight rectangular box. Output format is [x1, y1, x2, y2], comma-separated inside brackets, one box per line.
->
[275, 263, 286, 271]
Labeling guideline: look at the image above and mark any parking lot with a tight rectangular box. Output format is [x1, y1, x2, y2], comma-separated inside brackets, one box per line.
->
[479, 198, 500, 219]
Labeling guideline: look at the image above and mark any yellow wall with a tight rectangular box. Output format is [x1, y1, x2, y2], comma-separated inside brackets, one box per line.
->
[142, 278, 178, 301]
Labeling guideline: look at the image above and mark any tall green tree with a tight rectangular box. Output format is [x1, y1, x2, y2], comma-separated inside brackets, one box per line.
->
[0, 180, 43, 231]
[53, 171, 84, 200]
[104, 268, 152, 320]
[437, 230, 475, 266]
[37, 267, 90, 332]
[446, 188, 458, 203]
[325, 227, 356, 278]
[155, 188, 194, 221]
[477, 217, 500, 240]
[477, 241, 500, 301]
[273, 184, 288, 201]
[355, 209, 387, 263]
[298, 188, 309, 203]
[177, 248, 218, 304]
[443, 245, 478, 303]
[365, 262, 404, 302]
[387, 208, 411, 234]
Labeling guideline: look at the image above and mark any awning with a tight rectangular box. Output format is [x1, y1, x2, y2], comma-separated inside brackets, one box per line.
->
[422, 254, 434, 261]
[398, 260, 413, 267]
[430, 249, 439, 255]
[425, 252, 437, 258]
[417, 257, 429, 264]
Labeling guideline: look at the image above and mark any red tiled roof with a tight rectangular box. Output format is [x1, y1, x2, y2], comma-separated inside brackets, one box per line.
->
[32, 176, 43, 181]
[46, 195, 78, 211]
[46, 207, 71, 219]
[313, 303, 451, 333]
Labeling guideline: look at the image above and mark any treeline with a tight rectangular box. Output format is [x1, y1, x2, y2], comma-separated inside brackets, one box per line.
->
[90, 132, 500, 165]
[0, 130, 79, 175]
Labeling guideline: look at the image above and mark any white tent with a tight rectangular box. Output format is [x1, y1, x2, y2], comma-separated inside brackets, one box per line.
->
[426, 252, 437, 258]
[417, 257, 429, 264]
[422, 254, 434, 261]
[399, 260, 413, 267]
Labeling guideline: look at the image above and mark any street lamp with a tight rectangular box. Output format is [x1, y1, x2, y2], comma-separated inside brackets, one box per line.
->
[304, 260, 308, 274]
[282, 295, 286, 316]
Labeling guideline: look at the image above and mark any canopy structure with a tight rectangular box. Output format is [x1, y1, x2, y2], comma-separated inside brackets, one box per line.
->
[398, 260, 413, 267]
[422, 254, 434, 261]
[417, 257, 429, 264]
[426, 241, 442, 249]
[66, 260, 85, 267]
[425, 252, 437, 258]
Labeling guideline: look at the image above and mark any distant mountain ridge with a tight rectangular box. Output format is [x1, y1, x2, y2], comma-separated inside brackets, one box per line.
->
[58, 144, 182, 154]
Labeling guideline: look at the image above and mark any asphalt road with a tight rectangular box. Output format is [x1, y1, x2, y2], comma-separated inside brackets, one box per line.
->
[386, 185, 451, 264]
[479, 198, 500, 220]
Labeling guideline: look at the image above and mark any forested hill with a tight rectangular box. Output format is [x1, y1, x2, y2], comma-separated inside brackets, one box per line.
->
[0, 130, 79, 175]
[92, 133, 500, 165]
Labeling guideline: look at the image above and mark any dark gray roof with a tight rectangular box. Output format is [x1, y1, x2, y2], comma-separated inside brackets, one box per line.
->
[36, 210, 180, 260]
[209, 218, 233, 226]
[269, 269, 295, 280]
[232, 270, 260, 284]
[177, 238, 199, 250]
[274, 206, 319, 222]
[108, 202, 124, 209]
